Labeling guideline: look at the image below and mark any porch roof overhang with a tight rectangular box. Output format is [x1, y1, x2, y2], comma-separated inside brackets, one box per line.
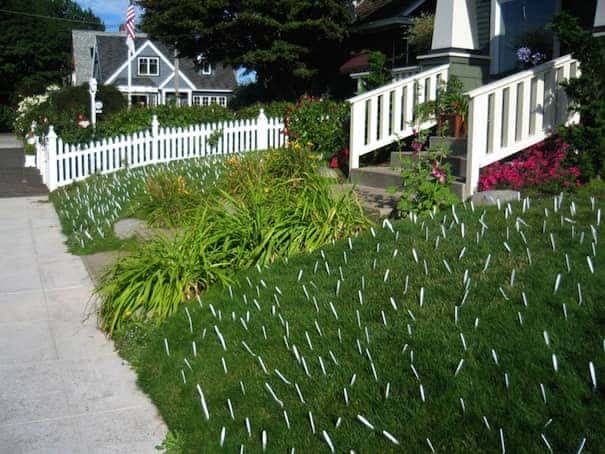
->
[353, 16, 414, 33]
[339, 51, 370, 75]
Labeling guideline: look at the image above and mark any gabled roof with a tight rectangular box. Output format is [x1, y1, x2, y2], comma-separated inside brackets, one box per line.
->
[96, 35, 150, 83]
[75, 30, 237, 92]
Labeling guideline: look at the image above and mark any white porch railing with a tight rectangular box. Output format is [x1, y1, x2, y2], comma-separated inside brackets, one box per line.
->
[465, 54, 580, 197]
[35, 110, 287, 191]
[348, 64, 450, 169]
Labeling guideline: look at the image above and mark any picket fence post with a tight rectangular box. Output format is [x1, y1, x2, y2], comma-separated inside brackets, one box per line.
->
[151, 115, 159, 163]
[257, 109, 269, 150]
[46, 126, 58, 191]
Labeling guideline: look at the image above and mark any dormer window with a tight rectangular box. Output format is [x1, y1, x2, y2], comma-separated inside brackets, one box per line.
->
[138, 57, 159, 76]
[201, 61, 212, 75]
[196, 53, 212, 75]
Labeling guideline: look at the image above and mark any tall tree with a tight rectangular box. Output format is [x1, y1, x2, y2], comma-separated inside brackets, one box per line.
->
[138, 0, 354, 100]
[0, 0, 103, 104]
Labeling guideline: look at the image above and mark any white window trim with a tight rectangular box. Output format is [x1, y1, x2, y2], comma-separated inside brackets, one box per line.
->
[201, 62, 212, 75]
[192, 95, 227, 107]
[138, 57, 160, 77]
[106, 41, 198, 91]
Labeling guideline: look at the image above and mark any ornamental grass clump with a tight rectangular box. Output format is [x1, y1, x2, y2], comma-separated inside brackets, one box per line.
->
[97, 147, 370, 333]
[136, 170, 205, 227]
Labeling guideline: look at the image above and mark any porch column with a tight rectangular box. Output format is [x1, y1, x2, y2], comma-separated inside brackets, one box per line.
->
[417, 0, 490, 90]
[431, 0, 478, 50]
[595, 0, 605, 37]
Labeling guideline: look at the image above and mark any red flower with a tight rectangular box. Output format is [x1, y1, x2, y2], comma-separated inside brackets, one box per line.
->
[329, 155, 339, 168]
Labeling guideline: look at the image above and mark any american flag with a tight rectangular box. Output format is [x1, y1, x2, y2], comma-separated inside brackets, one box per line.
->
[125, 0, 136, 55]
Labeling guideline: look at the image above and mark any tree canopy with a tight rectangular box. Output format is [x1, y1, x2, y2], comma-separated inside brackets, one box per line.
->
[138, 0, 354, 100]
[0, 0, 103, 104]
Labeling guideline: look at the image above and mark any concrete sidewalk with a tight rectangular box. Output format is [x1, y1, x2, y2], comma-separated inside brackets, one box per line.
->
[0, 197, 165, 453]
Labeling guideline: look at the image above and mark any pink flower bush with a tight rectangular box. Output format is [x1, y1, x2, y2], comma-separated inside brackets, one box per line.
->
[431, 160, 447, 184]
[479, 139, 580, 192]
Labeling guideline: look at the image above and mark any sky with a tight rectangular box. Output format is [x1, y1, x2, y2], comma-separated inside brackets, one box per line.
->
[76, 0, 255, 84]
[77, 0, 137, 31]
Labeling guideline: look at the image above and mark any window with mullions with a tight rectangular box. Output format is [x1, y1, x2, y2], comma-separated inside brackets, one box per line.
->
[138, 57, 159, 76]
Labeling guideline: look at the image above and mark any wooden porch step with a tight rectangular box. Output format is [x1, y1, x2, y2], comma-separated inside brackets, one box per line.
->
[390, 152, 467, 179]
[350, 165, 466, 198]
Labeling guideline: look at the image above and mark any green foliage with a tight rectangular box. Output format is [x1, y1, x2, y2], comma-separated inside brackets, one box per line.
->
[92, 148, 370, 332]
[234, 101, 293, 120]
[24, 143, 36, 155]
[156, 431, 185, 453]
[395, 132, 459, 216]
[407, 13, 434, 52]
[98, 223, 234, 334]
[415, 76, 468, 136]
[284, 96, 349, 158]
[14, 84, 126, 143]
[136, 172, 204, 228]
[0, 105, 16, 132]
[138, 0, 353, 99]
[552, 12, 605, 180]
[115, 187, 605, 453]
[0, 0, 103, 104]
[363, 51, 390, 91]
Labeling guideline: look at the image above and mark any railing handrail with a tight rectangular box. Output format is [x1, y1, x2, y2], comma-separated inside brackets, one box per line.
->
[464, 54, 579, 198]
[350, 65, 420, 79]
[465, 54, 575, 98]
[348, 64, 450, 104]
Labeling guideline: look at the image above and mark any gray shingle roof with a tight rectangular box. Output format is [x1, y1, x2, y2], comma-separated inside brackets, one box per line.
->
[96, 35, 150, 84]
[80, 31, 237, 91]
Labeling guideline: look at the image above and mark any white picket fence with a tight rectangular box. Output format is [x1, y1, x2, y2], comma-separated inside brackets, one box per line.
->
[35, 110, 287, 190]
[465, 54, 579, 197]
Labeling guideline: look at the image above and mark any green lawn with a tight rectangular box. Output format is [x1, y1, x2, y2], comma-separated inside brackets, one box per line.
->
[116, 186, 605, 452]
[49, 156, 226, 255]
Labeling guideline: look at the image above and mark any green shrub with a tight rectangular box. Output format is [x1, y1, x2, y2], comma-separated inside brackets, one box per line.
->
[363, 51, 390, 91]
[13, 84, 126, 143]
[96, 104, 233, 138]
[552, 12, 605, 179]
[24, 143, 36, 155]
[136, 171, 204, 228]
[235, 101, 293, 119]
[407, 13, 434, 52]
[0, 104, 15, 132]
[393, 131, 459, 216]
[284, 96, 349, 158]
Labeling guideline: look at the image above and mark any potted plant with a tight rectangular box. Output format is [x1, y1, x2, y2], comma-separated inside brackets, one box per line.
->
[435, 77, 468, 138]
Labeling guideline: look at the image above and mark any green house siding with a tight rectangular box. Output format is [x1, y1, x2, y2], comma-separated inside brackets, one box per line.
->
[422, 55, 489, 90]
[476, 0, 492, 51]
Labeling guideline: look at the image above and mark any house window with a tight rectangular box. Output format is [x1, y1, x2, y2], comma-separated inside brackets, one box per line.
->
[138, 57, 159, 76]
[192, 95, 226, 106]
[201, 61, 212, 75]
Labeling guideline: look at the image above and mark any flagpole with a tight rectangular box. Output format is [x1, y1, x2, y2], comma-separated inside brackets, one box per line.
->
[128, 49, 132, 110]
[126, 0, 135, 110]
